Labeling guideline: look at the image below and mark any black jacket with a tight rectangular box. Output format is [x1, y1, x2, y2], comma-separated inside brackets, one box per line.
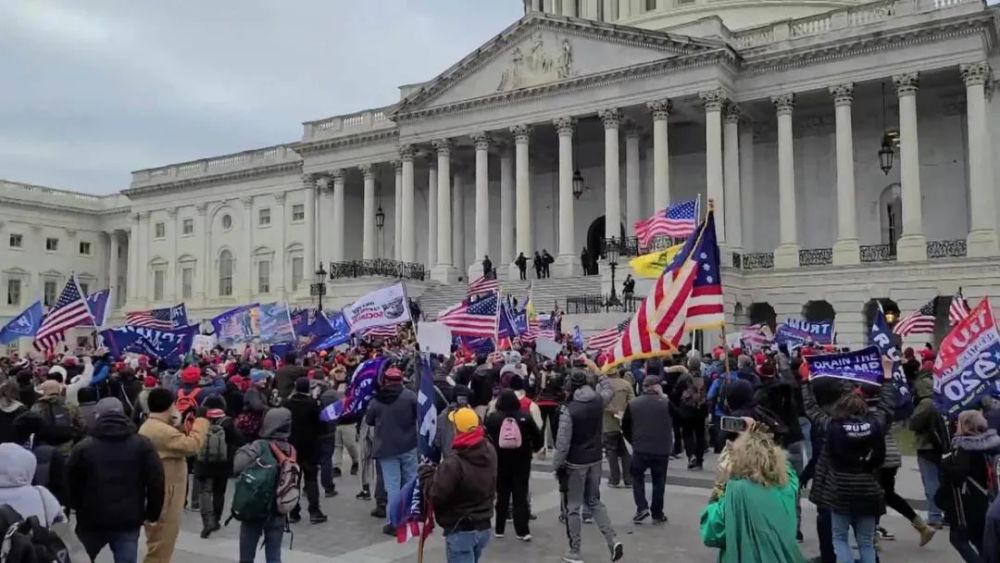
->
[936, 430, 1000, 539]
[67, 412, 164, 531]
[622, 391, 673, 457]
[484, 408, 543, 465]
[364, 385, 418, 458]
[424, 432, 497, 533]
[275, 365, 308, 400]
[283, 393, 322, 463]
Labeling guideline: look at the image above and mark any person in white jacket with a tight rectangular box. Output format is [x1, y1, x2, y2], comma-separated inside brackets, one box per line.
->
[63, 356, 94, 408]
[0, 442, 65, 527]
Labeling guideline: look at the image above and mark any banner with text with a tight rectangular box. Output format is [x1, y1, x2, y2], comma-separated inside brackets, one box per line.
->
[806, 345, 883, 386]
[211, 304, 261, 347]
[259, 301, 296, 344]
[933, 297, 1000, 418]
[100, 325, 198, 360]
[342, 282, 411, 334]
[775, 318, 834, 346]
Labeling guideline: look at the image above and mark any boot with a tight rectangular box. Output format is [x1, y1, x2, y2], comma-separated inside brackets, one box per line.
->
[911, 515, 935, 547]
[199, 512, 214, 539]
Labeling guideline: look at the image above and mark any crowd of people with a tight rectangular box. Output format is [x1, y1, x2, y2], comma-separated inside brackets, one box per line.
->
[0, 327, 998, 563]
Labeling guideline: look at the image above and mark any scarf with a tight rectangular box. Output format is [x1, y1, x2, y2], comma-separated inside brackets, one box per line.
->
[452, 426, 484, 449]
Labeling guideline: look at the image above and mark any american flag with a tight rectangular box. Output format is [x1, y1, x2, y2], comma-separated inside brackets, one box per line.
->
[125, 304, 187, 330]
[741, 323, 773, 350]
[893, 299, 937, 337]
[437, 291, 499, 338]
[634, 198, 699, 248]
[468, 275, 499, 297]
[523, 314, 557, 343]
[34, 276, 95, 352]
[949, 288, 971, 326]
[363, 323, 400, 339]
[586, 318, 630, 352]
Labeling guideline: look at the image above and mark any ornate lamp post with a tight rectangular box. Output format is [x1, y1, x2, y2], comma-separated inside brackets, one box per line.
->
[311, 264, 328, 311]
[606, 237, 621, 309]
[375, 205, 385, 230]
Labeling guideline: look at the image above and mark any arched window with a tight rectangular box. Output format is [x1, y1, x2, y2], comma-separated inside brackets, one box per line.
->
[219, 250, 233, 296]
[880, 184, 902, 250]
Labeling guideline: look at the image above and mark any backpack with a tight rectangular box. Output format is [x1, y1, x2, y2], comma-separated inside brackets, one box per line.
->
[681, 379, 705, 409]
[498, 417, 523, 449]
[270, 442, 301, 515]
[198, 419, 228, 463]
[175, 388, 201, 432]
[0, 504, 70, 563]
[234, 410, 263, 439]
[39, 402, 71, 433]
[228, 441, 279, 523]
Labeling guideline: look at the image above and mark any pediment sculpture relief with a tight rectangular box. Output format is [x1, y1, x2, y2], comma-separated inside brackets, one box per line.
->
[496, 33, 574, 92]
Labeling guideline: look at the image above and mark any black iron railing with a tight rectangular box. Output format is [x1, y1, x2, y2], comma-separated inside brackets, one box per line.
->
[799, 248, 833, 267]
[741, 252, 775, 270]
[601, 235, 677, 258]
[566, 294, 633, 314]
[328, 259, 426, 281]
[860, 244, 896, 263]
[927, 239, 967, 259]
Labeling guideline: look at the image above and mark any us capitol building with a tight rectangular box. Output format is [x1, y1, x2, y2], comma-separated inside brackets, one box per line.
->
[2, 0, 998, 350]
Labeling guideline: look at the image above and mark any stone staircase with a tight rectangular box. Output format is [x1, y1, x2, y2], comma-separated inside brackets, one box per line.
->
[414, 276, 603, 319]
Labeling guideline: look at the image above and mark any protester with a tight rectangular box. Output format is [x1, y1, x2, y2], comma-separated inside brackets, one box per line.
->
[67, 397, 164, 563]
[879, 418, 935, 546]
[194, 395, 245, 537]
[484, 389, 543, 540]
[30, 379, 80, 455]
[284, 377, 327, 523]
[534, 363, 564, 455]
[13, 411, 69, 510]
[602, 367, 634, 487]
[364, 366, 418, 535]
[275, 352, 308, 400]
[0, 442, 65, 527]
[0, 379, 28, 444]
[909, 374, 949, 529]
[622, 375, 672, 525]
[515, 252, 528, 281]
[76, 386, 100, 435]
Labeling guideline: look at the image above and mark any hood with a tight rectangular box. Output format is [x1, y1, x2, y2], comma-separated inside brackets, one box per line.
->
[0, 443, 36, 488]
[375, 384, 403, 405]
[454, 433, 494, 469]
[571, 385, 598, 403]
[260, 407, 292, 440]
[92, 412, 136, 440]
[913, 376, 934, 401]
[0, 397, 24, 414]
[724, 379, 754, 411]
[952, 429, 1000, 452]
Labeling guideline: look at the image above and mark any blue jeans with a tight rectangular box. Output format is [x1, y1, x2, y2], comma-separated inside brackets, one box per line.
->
[798, 417, 812, 463]
[76, 527, 140, 563]
[379, 448, 418, 524]
[916, 455, 943, 524]
[831, 512, 876, 563]
[239, 518, 284, 563]
[445, 529, 491, 563]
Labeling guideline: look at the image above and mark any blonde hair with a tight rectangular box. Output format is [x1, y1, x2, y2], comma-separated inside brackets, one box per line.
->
[956, 410, 988, 436]
[724, 429, 788, 487]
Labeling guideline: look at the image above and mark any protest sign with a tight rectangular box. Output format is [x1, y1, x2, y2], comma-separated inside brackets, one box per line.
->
[259, 301, 295, 344]
[417, 322, 452, 355]
[933, 298, 1000, 418]
[343, 282, 411, 334]
[211, 304, 260, 347]
[806, 345, 884, 386]
[535, 338, 563, 360]
[100, 325, 198, 360]
[191, 334, 216, 354]
[775, 319, 834, 347]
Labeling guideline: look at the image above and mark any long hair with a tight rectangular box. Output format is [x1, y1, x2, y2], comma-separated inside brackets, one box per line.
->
[956, 409, 988, 436]
[831, 391, 868, 419]
[725, 429, 788, 487]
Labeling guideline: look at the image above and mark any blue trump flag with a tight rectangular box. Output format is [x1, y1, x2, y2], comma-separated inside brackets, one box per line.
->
[305, 312, 351, 352]
[806, 345, 884, 386]
[320, 357, 387, 422]
[0, 301, 44, 345]
[211, 304, 259, 347]
[100, 325, 198, 360]
[259, 301, 295, 344]
[869, 305, 912, 419]
[572, 326, 585, 351]
[417, 356, 440, 464]
[85, 290, 111, 327]
[497, 301, 522, 340]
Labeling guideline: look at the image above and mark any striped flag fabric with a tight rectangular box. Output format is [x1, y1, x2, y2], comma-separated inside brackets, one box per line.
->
[586, 318, 630, 352]
[363, 324, 400, 339]
[437, 291, 499, 338]
[34, 276, 95, 352]
[893, 299, 937, 337]
[125, 304, 188, 330]
[633, 198, 699, 248]
[741, 323, 773, 350]
[949, 288, 971, 326]
[468, 275, 499, 297]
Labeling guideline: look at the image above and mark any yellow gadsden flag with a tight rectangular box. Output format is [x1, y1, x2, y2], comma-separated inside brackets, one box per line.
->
[628, 243, 684, 278]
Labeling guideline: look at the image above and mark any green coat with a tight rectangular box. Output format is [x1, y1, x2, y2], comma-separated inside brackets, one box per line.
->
[700, 462, 805, 563]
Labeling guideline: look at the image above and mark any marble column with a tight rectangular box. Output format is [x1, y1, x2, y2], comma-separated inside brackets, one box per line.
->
[471, 133, 491, 279]
[274, 193, 287, 296]
[303, 175, 318, 283]
[648, 99, 671, 211]
[563, 0, 577, 16]
[510, 125, 532, 280]
[127, 213, 138, 305]
[893, 73, 927, 261]
[167, 207, 179, 301]
[499, 143, 515, 265]
[961, 62, 999, 257]
[599, 109, 621, 242]
[739, 124, 755, 249]
[723, 105, 742, 255]
[331, 169, 346, 262]
[241, 196, 254, 299]
[138, 211, 150, 304]
[108, 232, 119, 310]
[400, 146, 417, 262]
[625, 124, 641, 236]
[700, 90, 725, 246]
[432, 139, 458, 282]
[772, 93, 800, 268]
[197, 203, 209, 304]
[453, 168, 467, 274]
[427, 157, 438, 269]
[393, 160, 403, 260]
[361, 164, 376, 259]
[830, 83, 860, 265]
[554, 117, 580, 276]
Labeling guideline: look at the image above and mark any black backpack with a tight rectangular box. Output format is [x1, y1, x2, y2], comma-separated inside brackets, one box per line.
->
[0, 505, 71, 563]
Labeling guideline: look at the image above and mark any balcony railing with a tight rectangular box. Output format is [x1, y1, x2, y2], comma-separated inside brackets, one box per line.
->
[860, 244, 897, 263]
[601, 235, 677, 258]
[799, 248, 833, 267]
[328, 259, 426, 281]
[927, 239, 967, 259]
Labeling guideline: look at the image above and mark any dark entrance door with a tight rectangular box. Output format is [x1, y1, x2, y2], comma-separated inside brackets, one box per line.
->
[585, 216, 626, 275]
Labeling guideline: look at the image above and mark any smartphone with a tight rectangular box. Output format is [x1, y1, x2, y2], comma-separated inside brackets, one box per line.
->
[720, 416, 748, 433]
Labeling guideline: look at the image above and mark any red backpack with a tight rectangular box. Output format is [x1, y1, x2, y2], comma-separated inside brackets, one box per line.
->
[175, 388, 201, 432]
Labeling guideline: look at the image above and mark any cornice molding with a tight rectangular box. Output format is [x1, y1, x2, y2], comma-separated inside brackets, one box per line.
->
[123, 161, 302, 197]
[0, 196, 128, 217]
[292, 128, 400, 157]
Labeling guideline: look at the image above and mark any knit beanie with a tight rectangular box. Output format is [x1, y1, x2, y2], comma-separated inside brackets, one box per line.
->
[181, 365, 201, 385]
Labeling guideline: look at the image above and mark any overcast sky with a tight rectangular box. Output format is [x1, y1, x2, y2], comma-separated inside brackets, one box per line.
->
[0, 1, 523, 194]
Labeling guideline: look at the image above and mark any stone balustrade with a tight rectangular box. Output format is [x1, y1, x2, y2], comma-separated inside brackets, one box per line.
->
[301, 106, 395, 141]
[130, 144, 300, 188]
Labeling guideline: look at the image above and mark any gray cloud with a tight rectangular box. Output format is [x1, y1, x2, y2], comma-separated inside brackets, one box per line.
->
[0, 0, 522, 193]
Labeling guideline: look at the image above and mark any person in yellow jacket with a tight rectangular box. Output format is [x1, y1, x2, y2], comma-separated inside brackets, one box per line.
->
[138, 387, 209, 563]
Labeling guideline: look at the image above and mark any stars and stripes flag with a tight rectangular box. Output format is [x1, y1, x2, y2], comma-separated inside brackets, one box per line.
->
[363, 323, 401, 339]
[34, 275, 96, 352]
[892, 299, 937, 337]
[437, 291, 499, 338]
[949, 288, 971, 326]
[633, 197, 700, 248]
[741, 323, 773, 350]
[468, 275, 499, 297]
[586, 318, 630, 352]
[125, 304, 188, 330]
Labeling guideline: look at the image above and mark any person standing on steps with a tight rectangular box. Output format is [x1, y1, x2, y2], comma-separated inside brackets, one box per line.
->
[532, 251, 544, 279]
[541, 249, 553, 278]
[482, 255, 493, 279]
[515, 253, 528, 281]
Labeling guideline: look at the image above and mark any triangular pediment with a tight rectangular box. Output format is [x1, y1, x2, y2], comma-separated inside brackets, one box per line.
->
[394, 14, 727, 115]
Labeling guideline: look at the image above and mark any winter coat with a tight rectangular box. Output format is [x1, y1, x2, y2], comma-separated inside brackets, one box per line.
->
[275, 365, 308, 400]
[192, 415, 245, 479]
[0, 443, 64, 527]
[67, 411, 164, 531]
[622, 390, 674, 457]
[881, 422, 902, 470]
[908, 376, 949, 459]
[0, 399, 27, 444]
[552, 380, 613, 469]
[77, 400, 98, 435]
[602, 376, 634, 433]
[364, 384, 418, 459]
[935, 429, 1000, 542]
[29, 395, 81, 454]
[984, 496, 1000, 563]
[423, 427, 497, 534]
[138, 412, 208, 517]
[753, 376, 804, 447]
[23, 441, 67, 510]
[284, 392, 322, 463]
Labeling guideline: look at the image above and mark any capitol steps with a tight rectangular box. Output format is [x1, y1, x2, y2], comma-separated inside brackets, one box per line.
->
[413, 276, 603, 320]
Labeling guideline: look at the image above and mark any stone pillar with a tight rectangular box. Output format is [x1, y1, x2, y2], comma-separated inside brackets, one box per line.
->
[331, 169, 346, 262]
[166, 207, 179, 301]
[432, 139, 458, 282]
[510, 125, 533, 280]
[241, 197, 254, 299]
[274, 193, 286, 296]
[893, 73, 927, 262]
[830, 83, 860, 265]
[361, 164, 377, 259]
[500, 143, 515, 265]
[647, 99, 671, 211]
[453, 168, 467, 274]
[427, 158, 438, 268]
[772, 93, 800, 268]
[137, 211, 149, 305]
[127, 214, 138, 305]
[400, 146, 417, 262]
[393, 160, 403, 260]
[197, 203, 209, 304]
[108, 232, 119, 310]
[471, 133, 491, 279]
[600, 109, 621, 242]
[303, 174, 318, 283]
[700, 90, 726, 245]
[563, 0, 577, 16]
[625, 124, 642, 234]
[554, 117, 580, 277]
[739, 124, 755, 249]
[723, 105, 742, 254]
[961, 62, 999, 257]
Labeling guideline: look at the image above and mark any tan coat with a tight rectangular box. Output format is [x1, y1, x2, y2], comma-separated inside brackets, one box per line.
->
[603, 376, 635, 433]
[138, 412, 208, 563]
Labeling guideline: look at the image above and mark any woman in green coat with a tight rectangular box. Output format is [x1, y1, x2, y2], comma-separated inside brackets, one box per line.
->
[700, 424, 805, 563]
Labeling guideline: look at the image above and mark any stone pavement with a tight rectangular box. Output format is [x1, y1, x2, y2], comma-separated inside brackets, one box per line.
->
[60, 461, 955, 563]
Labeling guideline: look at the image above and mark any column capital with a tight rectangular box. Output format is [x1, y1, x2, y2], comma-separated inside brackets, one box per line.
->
[829, 83, 855, 107]
[699, 89, 727, 112]
[432, 138, 452, 155]
[961, 62, 992, 87]
[330, 168, 346, 182]
[166, 207, 178, 218]
[723, 103, 742, 124]
[315, 174, 331, 190]
[893, 73, 919, 96]
[424, 153, 438, 169]
[552, 116, 576, 136]
[131, 212, 141, 223]
[139, 210, 151, 220]
[239, 196, 253, 208]
[647, 99, 671, 120]
[301, 173, 317, 188]
[196, 202, 208, 215]
[392, 159, 403, 172]
[510, 125, 531, 143]
[598, 108, 621, 129]
[771, 93, 795, 115]
[274, 192, 286, 204]
[398, 144, 415, 162]
[471, 132, 492, 151]
[359, 163, 376, 179]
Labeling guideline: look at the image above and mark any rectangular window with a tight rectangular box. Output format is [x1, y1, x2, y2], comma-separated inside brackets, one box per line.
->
[7, 279, 21, 306]
[153, 270, 164, 301]
[79, 283, 88, 296]
[259, 208, 271, 226]
[291, 257, 304, 291]
[292, 204, 305, 222]
[258, 260, 271, 294]
[182, 218, 194, 235]
[45, 238, 58, 251]
[181, 267, 193, 299]
[8, 234, 22, 249]
[154, 222, 166, 239]
[43, 281, 57, 306]
[79, 241, 91, 255]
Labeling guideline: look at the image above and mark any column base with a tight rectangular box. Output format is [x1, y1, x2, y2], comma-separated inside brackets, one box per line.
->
[896, 234, 927, 262]
[832, 239, 860, 266]
[773, 243, 800, 268]
[966, 229, 1000, 258]
[431, 265, 460, 284]
[718, 243, 732, 267]
[552, 254, 583, 278]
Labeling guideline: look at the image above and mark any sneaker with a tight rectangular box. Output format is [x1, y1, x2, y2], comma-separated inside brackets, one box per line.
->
[652, 514, 668, 525]
[687, 457, 697, 470]
[310, 512, 328, 524]
[325, 488, 339, 498]
[516, 534, 532, 542]
[610, 541, 624, 562]
[350, 462, 359, 476]
[632, 509, 650, 524]
[199, 527, 212, 539]
[529, 512, 537, 521]
[370, 506, 386, 519]
[608, 482, 627, 489]
[332, 467, 342, 478]
[382, 524, 396, 536]
[561, 552, 584, 563]
[494, 531, 505, 539]
[583, 515, 594, 524]
[356, 489, 372, 501]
